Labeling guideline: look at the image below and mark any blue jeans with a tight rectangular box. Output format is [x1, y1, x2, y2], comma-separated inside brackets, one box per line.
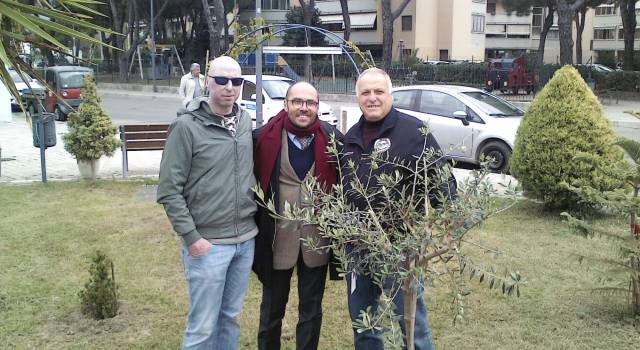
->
[346, 272, 434, 350]
[181, 239, 255, 350]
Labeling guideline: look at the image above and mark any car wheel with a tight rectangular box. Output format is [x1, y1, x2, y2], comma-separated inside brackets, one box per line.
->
[479, 141, 511, 173]
[54, 106, 67, 121]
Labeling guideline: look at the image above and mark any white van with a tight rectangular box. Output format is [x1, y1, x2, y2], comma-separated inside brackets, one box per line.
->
[237, 75, 337, 127]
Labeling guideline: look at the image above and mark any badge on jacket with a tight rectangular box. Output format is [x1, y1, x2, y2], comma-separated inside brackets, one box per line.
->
[374, 138, 391, 153]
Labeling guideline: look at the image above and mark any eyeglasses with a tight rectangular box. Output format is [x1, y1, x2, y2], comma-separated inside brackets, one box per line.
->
[287, 99, 319, 108]
[208, 76, 244, 86]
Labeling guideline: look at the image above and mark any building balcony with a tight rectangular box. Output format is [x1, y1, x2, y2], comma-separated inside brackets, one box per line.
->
[485, 36, 538, 50]
[592, 39, 640, 51]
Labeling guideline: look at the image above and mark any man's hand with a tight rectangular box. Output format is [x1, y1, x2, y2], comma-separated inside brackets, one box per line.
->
[188, 238, 212, 257]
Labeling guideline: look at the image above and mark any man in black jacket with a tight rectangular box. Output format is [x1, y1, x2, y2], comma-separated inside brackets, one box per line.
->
[253, 82, 341, 350]
[341, 68, 457, 350]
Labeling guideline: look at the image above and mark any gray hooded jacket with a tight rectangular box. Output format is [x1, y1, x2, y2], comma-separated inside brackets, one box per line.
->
[157, 97, 258, 246]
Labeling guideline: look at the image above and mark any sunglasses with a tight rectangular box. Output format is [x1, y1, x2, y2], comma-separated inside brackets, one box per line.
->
[209, 76, 244, 86]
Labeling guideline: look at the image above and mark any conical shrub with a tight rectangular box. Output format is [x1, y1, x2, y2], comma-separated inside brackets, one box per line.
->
[510, 65, 625, 210]
[63, 76, 120, 161]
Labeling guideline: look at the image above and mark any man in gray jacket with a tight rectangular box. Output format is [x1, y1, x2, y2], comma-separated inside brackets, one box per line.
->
[157, 56, 257, 350]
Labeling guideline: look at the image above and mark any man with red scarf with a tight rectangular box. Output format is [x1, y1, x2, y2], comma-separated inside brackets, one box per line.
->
[253, 81, 341, 350]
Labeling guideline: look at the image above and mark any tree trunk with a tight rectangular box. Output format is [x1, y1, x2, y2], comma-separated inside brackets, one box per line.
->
[381, 0, 394, 72]
[212, 0, 227, 53]
[402, 258, 417, 350]
[556, 0, 574, 65]
[575, 7, 586, 64]
[202, 0, 220, 57]
[339, 0, 351, 41]
[536, 5, 555, 68]
[302, 0, 315, 80]
[619, 0, 637, 71]
[631, 255, 640, 316]
[381, 0, 411, 72]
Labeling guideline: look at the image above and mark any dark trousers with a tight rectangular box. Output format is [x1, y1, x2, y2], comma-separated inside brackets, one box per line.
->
[257, 253, 328, 350]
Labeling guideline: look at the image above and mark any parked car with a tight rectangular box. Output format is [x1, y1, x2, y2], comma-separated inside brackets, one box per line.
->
[391, 85, 524, 173]
[7, 69, 43, 111]
[576, 63, 615, 74]
[24, 65, 93, 121]
[423, 60, 450, 65]
[236, 75, 337, 126]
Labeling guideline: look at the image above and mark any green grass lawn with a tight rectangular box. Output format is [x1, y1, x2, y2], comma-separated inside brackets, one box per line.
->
[0, 181, 638, 349]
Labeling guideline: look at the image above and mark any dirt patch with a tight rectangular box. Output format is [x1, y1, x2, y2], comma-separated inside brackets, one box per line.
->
[39, 301, 157, 344]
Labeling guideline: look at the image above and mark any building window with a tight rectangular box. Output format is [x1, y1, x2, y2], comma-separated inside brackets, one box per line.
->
[531, 7, 543, 37]
[594, 5, 616, 16]
[486, 1, 496, 14]
[401, 15, 412, 31]
[594, 28, 616, 40]
[472, 14, 485, 33]
[618, 27, 640, 40]
[262, 0, 289, 10]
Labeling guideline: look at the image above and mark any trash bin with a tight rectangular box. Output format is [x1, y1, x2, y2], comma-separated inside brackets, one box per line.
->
[32, 112, 57, 148]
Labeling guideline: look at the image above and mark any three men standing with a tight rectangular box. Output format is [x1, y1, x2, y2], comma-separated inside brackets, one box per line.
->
[158, 56, 256, 349]
[253, 81, 340, 350]
[179, 63, 206, 107]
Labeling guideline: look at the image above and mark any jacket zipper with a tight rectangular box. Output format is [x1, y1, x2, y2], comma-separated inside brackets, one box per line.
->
[234, 130, 239, 237]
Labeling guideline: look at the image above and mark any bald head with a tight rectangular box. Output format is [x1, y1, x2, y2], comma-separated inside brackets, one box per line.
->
[286, 81, 319, 101]
[355, 67, 392, 96]
[207, 56, 243, 115]
[208, 56, 241, 77]
[284, 81, 319, 129]
[356, 67, 394, 122]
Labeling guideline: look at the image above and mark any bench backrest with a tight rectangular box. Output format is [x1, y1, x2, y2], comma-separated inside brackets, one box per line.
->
[119, 124, 170, 151]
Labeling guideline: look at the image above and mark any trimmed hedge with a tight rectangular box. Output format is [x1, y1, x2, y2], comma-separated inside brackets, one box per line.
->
[510, 65, 626, 210]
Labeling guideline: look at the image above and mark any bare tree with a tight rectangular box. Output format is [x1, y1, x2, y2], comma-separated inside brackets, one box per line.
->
[574, 6, 587, 63]
[298, 0, 317, 79]
[339, 0, 351, 41]
[536, 2, 556, 67]
[202, 0, 224, 57]
[108, 0, 170, 80]
[618, 0, 637, 70]
[554, 0, 587, 65]
[381, 0, 412, 72]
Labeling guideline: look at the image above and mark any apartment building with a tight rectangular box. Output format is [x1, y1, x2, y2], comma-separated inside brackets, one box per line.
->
[239, 0, 486, 62]
[238, 0, 637, 65]
[484, 0, 594, 64]
[591, 2, 640, 62]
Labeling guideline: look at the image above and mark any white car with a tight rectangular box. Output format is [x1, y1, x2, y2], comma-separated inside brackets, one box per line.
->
[8, 69, 43, 111]
[576, 63, 615, 74]
[236, 75, 337, 127]
[391, 85, 524, 173]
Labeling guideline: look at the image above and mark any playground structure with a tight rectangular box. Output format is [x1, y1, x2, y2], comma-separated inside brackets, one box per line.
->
[129, 44, 185, 80]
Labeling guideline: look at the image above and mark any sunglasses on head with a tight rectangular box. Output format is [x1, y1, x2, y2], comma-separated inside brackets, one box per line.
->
[209, 76, 244, 86]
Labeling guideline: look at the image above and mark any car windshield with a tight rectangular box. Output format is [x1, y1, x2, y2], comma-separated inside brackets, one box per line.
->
[9, 70, 25, 83]
[59, 71, 92, 88]
[462, 91, 524, 117]
[594, 64, 613, 72]
[263, 79, 292, 99]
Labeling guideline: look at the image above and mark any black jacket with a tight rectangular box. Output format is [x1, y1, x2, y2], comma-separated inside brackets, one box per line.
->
[341, 108, 457, 212]
[252, 121, 343, 286]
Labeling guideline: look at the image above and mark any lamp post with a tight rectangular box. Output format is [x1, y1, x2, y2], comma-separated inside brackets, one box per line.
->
[150, 0, 157, 92]
[256, 0, 263, 127]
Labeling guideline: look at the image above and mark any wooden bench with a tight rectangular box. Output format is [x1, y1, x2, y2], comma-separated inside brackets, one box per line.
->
[119, 124, 170, 177]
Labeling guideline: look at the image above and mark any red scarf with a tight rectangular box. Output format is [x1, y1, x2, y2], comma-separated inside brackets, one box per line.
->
[255, 109, 336, 193]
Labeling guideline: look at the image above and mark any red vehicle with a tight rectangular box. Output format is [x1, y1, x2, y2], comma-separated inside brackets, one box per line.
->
[25, 65, 93, 121]
[485, 56, 536, 95]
